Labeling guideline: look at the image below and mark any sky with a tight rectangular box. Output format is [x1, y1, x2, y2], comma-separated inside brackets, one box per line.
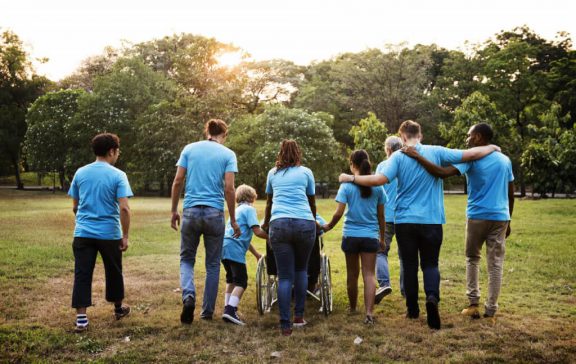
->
[1, 0, 574, 81]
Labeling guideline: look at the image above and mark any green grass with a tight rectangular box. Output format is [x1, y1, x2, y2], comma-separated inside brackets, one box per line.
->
[0, 189, 575, 363]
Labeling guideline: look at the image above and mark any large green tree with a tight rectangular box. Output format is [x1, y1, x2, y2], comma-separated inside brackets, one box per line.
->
[349, 112, 389, 164]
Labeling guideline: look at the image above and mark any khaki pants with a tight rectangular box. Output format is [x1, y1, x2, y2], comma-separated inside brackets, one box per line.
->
[465, 219, 508, 315]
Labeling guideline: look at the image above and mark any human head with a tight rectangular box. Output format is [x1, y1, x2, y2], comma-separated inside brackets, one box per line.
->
[204, 119, 228, 140]
[467, 123, 493, 147]
[398, 120, 422, 145]
[92, 133, 120, 164]
[235, 184, 257, 204]
[275, 139, 302, 170]
[349, 149, 372, 198]
[384, 136, 403, 158]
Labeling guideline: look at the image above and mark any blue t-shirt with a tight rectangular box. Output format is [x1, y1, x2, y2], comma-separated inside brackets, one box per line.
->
[68, 161, 133, 240]
[335, 182, 387, 239]
[265, 166, 315, 222]
[379, 143, 464, 224]
[453, 152, 514, 221]
[176, 140, 238, 211]
[376, 160, 396, 223]
[222, 203, 260, 264]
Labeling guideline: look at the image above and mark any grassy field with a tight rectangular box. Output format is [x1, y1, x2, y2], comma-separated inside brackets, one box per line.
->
[0, 189, 575, 363]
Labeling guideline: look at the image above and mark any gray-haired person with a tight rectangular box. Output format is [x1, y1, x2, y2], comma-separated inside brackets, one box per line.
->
[375, 136, 404, 303]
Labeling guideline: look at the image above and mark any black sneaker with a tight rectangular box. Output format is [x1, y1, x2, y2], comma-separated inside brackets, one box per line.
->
[200, 314, 213, 320]
[425, 297, 441, 330]
[181, 297, 195, 324]
[364, 315, 375, 325]
[114, 305, 131, 320]
[375, 286, 392, 304]
[222, 305, 245, 326]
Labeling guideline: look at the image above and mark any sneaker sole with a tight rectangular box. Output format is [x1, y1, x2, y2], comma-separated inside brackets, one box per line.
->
[74, 325, 89, 333]
[375, 287, 392, 304]
[222, 313, 245, 326]
[426, 301, 441, 330]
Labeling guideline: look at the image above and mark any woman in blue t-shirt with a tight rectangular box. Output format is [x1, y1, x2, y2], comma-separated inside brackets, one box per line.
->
[262, 140, 317, 336]
[323, 150, 387, 324]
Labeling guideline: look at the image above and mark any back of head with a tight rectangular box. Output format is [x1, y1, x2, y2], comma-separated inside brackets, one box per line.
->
[385, 136, 403, 154]
[472, 123, 494, 144]
[92, 133, 120, 157]
[350, 149, 372, 198]
[235, 184, 257, 204]
[275, 139, 302, 171]
[398, 120, 421, 139]
[204, 119, 228, 138]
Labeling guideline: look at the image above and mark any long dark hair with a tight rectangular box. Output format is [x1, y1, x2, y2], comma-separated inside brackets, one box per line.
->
[275, 139, 302, 172]
[350, 149, 372, 198]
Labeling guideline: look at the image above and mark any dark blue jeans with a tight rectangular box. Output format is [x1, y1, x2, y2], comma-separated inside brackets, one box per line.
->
[395, 224, 443, 316]
[270, 218, 316, 329]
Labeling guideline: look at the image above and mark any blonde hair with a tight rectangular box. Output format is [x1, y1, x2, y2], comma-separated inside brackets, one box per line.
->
[235, 184, 257, 204]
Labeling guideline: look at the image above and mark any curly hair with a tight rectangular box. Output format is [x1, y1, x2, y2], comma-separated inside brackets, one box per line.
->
[275, 139, 302, 171]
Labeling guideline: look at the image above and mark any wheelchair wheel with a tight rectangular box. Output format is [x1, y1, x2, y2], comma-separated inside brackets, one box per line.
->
[320, 254, 333, 316]
[256, 256, 268, 315]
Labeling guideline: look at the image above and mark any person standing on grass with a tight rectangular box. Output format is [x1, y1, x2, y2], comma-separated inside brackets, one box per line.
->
[221, 184, 267, 326]
[402, 123, 514, 321]
[323, 150, 386, 325]
[69, 133, 132, 333]
[261, 139, 318, 336]
[374, 136, 404, 304]
[339, 120, 500, 330]
[170, 119, 241, 324]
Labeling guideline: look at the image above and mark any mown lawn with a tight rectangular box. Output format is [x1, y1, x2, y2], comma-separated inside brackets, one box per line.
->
[0, 189, 575, 363]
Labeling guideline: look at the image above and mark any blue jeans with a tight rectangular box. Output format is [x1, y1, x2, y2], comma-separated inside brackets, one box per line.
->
[376, 223, 404, 295]
[270, 218, 316, 329]
[180, 206, 225, 317]
[395, 223, 443, 316]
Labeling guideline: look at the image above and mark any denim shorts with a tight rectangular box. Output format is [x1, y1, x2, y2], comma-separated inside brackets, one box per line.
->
[341, 236, 379, 254]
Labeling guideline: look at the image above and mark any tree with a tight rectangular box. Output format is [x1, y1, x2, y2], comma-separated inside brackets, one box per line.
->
[25, 89, 85, 190]
[0, 30, 51, 188]
[349, 112, 389, 163]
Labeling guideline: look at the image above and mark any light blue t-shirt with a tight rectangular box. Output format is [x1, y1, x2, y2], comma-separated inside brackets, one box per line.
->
[222, 203, 260, 264]
[176, 140, 238, 211]
[335, 182, 387, 239]
[265, 166, 315, 222]
[376, 160, 396, 223]
[453, 152, 514, 221]
[379, 143, 464, 224]
[68, 161, 133, 240]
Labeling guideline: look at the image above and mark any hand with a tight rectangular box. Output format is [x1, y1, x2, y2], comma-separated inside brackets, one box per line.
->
[506, 223, 511, 238]
[490, 144, 502, 152]
[261, 222, 269, 233]
[339, 173, 354, 183]
[171, 212, 181, 231]
[120, 237, 129, 252]
[254, 252, 262, 261]
[378, 238, 386, 252]
[231, 221, 241, 238]
[401, 146, 420, 159]
[322, 224, 331, 233]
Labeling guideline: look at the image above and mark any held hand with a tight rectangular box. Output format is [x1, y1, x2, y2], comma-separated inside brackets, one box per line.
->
[231, 221, 242, 238]
[490, 144, 502, 152]
[171, 212, 181, 231]
[254, 252, 262, 262]
[379, 238, 386, 252]
[401, 146, 420, 159]
[322, 224, 331, 233]
[120, 237, 129, 252]
[339, 173, 354, 183]
[506, 223, 511, 238]
[261, 222, 269, 233]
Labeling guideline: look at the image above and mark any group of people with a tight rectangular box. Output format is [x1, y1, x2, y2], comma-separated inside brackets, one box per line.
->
[68, 117, 514, 335]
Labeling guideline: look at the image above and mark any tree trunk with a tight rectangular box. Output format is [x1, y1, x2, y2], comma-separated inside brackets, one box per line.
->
[59, 170, 68, 191]
[11, 155, 23, 190]
[518, 168, 526, 197]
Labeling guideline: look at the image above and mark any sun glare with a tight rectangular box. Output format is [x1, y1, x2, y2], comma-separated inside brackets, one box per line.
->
[216, 51, 246, 68]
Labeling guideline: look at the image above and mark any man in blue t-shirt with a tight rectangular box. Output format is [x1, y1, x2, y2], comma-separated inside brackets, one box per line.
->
[402, 123, 514, 320]
[339, 120, 500, 330]
[170, 119, 240, 324]
[68, 133, 133, 332]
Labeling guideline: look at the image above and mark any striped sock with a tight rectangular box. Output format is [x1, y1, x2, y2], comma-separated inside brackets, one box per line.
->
[76, 314, 88, 327]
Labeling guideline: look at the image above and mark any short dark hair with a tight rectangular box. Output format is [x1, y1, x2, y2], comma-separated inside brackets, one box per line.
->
[472, 123, 494, 142]
[204, 119, 228, 137]
[92, 133, 120, 157]
[398, 120, 421, 138]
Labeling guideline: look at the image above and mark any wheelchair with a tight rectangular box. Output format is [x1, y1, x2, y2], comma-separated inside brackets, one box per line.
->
[256, 235, 333, 316]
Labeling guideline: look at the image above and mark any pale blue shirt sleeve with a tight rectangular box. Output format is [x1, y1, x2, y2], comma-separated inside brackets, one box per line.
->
[265, 169, 274, 194]
[117, 172, 133, 199]
[335, 183, 348, 204]
[225, 152, 238, 173]
[176, 146, 188, 168]
[68, 174, 79, 199]
[305, 168, 315, 195]
[437, 147, 464, 165]
[246, 206, 260, 227]
[452, 162, 470, 176]
[377, 186, 387, 205]
[507, 159, 515, 182]
[380, 153, 399, 181]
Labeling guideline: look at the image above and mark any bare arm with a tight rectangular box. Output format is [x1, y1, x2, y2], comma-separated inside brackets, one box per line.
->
[461, 145, 501, 162]
[402, 146, 461, 179]
[119, 197, 131, 252]
[224, 172, 241, 238]
[322, 202, 346, 232]
[339, 173, 389, 186]
[261, 194, 273, 232]
[170, 166, 186, 230]
[307, 195, 317, 221]
[507, 181, 515, 238]
[377, 204, 386, 251]
[252, 226, 269, 240]
[72, 199, 78, 215]
[248, 243, 262, 261]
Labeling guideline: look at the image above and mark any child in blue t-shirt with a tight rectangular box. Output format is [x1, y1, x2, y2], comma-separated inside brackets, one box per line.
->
[221, 184, 268, 325]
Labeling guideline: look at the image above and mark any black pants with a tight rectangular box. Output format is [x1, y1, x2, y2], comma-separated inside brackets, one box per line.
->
[222, 259, 248, 289]
[395, 224, 443, 315]
[72, 237, 124, 308]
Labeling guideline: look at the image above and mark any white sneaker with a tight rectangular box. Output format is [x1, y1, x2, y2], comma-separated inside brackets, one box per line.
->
[375, 286, 392, 304]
